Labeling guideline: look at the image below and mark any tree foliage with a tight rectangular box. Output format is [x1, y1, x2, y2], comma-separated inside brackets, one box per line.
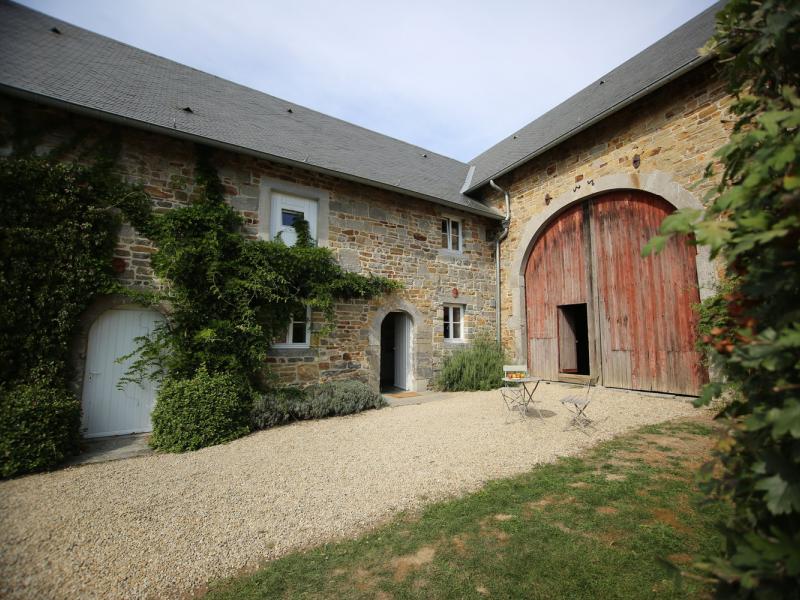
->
[643, 1, 800, 594]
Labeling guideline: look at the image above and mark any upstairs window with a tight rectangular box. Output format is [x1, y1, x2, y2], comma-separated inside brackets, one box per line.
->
[441, 218, 462, 252]
[274, 305, 310, 348]
[270, 192, 317, 247]
[443, 304, 464, 341]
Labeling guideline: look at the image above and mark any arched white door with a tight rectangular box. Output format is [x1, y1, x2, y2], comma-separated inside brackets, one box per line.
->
[81, 307, 165, 438]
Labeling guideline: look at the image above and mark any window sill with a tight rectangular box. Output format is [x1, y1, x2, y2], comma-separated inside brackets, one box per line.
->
[443, 338, 466, 345]
[269, 345, 313, 357]
[437, 248, 464, 257]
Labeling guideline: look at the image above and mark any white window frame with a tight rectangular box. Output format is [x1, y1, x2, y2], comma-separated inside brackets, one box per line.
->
[270, 192, 318, 247]
[443, 304, 465, 342]
[258, 178, 329, 247]
[441, 217, 463, 252]
[273, 306, 311, 348]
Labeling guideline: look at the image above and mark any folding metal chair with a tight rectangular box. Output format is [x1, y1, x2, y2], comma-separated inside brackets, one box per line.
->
[501, 364, 537, 421]
[560, 376, 599, 432]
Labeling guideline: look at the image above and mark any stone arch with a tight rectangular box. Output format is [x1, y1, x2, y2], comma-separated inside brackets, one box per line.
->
[507, 171, 716, 364]
[367, 297, 429, 392]
[70, 293, 171, 402]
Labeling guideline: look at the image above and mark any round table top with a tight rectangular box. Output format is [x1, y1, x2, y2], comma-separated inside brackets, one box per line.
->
[502, 376, 540, 383]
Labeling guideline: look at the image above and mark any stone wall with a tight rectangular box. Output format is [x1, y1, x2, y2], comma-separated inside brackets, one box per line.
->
[0, 96, 499, 390]
[475, 63, 734, 359]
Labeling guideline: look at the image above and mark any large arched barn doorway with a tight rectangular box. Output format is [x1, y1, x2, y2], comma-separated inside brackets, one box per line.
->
[524, 190, 706, 396]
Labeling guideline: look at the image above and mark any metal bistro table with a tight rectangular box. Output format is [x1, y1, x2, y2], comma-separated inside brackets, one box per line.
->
[501, 375, 543, 420]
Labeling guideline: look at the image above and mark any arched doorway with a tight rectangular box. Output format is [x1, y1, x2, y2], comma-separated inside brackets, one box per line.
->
[524, 190, 706, 395]
[81, 306, 165, 437]
[380, 311, 413, 392]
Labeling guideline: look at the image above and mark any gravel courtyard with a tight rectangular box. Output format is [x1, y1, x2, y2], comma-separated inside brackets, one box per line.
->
[0, 384, 698, 599]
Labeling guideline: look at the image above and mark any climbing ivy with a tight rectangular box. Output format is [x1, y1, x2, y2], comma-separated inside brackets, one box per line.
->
[0, 133, 152, 476]
[643, 1, 800, 594]
[128, 146, 399, 413]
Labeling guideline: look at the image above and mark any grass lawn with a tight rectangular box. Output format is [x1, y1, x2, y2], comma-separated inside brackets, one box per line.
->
[205, 414, 727, 599]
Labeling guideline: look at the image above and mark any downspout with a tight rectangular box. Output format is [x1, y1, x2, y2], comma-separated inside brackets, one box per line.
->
[489, 179, 511, 345]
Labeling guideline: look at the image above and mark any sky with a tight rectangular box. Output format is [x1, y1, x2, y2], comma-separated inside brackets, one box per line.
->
[18, 0, 718, 162]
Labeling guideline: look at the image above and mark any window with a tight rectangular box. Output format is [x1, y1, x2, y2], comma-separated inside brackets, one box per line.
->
[441, 218, 462, 252]
[270, 191, 318, 247]
[443, 305, 464, 341]
[274, 305, 311, 347]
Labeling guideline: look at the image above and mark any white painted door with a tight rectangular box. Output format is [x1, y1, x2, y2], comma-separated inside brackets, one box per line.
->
[393, 313, 411, 390]
[81, 308, 165, 438]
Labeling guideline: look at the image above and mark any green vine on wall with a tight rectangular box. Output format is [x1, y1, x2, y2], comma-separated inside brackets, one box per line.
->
[128, 145, 400, 393]
[1, 110, 399, 471]
[0, 130, 152, 476]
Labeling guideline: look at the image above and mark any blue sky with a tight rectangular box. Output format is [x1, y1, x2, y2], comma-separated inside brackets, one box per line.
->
[18, 0, 718, 162]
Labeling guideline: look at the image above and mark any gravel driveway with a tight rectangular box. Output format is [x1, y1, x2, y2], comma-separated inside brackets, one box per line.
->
[0, 384, 698, 599]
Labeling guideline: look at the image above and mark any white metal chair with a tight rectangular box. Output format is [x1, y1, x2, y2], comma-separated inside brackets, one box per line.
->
[560, 376, 599, 432]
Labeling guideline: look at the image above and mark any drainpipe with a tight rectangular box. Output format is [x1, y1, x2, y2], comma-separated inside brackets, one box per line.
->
[489, 179, 510, 345]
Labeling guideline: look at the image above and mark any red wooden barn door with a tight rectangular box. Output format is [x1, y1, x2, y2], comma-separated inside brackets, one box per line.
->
[525, 204, 592, 381]
[524, 190, 706, 396]
[590, 191, 705, 395]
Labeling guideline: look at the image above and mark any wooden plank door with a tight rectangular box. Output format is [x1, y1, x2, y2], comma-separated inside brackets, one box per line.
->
[590, 191, 706, 395]
[525, 204, 590, 380]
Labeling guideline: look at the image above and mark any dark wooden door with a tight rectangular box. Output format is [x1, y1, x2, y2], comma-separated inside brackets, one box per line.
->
[524, 190, 706, 395]
[558, 307, 579, 372]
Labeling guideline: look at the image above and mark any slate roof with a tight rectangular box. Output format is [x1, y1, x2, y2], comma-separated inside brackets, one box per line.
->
[0, 0, 724, 213]
[0, 0, 497, 218]
[464, 1, 725, 193]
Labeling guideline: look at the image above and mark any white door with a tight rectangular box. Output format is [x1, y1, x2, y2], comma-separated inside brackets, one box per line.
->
[393, 313, 411, 390]
[81, 308, 165, 438]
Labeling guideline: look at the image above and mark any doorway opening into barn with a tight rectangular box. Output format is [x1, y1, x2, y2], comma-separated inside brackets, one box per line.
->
[380, 311, 412, 392]
[557, 303, 590, 376]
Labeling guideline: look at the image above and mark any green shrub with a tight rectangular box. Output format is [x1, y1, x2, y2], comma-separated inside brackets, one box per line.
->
[252, 380, 386, 429]
[436, 335, 506, 391]
[0, 380, 81, 478]
[150, 367, 252, 452]
[251, 386, 308, 429]
[304, 380, 387, 418]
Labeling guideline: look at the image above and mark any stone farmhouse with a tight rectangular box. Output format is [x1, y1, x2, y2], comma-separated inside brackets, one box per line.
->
[0, 0, 730, 437]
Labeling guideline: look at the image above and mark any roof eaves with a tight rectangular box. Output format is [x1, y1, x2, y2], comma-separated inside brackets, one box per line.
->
[1, 83, 504, 220]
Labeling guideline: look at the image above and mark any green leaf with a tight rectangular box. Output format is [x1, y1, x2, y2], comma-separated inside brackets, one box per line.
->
[768, 402, 800, 438]
[754, 474, 800, 515]
[641, 234, 668, 257]
[784, 174, 800, 190]
[695, 219, 734, 252]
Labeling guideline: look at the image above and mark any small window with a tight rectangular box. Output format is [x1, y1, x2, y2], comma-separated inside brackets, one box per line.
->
[443, 305, 464, 341]
[441, 218, 462, 252]
[270, 192, 317, 247]
[275, 305, 310, 347]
